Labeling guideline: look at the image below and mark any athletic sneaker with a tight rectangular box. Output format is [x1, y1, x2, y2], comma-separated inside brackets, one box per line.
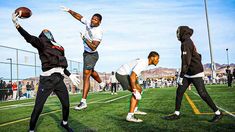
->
[74, 102, 87, 110]
[208, 113, 223, 123]
[134, 110, 147, 115]
[162, 113, 181, 120]
[60, 122, 74, 132]
[126, 115, 143, 123]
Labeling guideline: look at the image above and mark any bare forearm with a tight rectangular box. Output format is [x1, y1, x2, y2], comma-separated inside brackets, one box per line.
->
[85, 40, 97, 51]
[68, 10, 83, 21]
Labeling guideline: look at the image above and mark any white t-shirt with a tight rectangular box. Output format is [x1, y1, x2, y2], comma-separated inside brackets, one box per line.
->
[116, 59, 149, 77]
[109, 75, 117, 83]
[184, 72, 204, 78]
[81, 17, 103, 53]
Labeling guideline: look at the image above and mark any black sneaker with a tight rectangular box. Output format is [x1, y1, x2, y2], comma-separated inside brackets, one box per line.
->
[60, 121, 74, 132]
[208, 113, 223, 123]
[162, 114, 181, 120]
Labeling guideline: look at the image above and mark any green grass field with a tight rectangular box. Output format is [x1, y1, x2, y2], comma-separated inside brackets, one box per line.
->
[0, 84, 235, 132]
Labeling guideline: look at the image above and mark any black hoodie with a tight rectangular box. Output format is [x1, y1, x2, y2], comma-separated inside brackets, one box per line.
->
[177, 26, 204, 78]
[17, 26, 71, 76]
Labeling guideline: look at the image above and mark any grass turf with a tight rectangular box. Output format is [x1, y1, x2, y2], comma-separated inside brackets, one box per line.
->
[0, 84, 234, 132]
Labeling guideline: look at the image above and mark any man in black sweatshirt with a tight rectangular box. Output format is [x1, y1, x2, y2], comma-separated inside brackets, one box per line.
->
[162, 26, 223, 122]
[12, 12, 80, 132]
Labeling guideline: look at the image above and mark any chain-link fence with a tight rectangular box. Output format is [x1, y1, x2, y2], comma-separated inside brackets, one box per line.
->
[0, 45, 82, 101]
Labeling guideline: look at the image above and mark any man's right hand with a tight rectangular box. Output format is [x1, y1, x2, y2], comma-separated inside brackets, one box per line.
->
[60, 6, 70, 12]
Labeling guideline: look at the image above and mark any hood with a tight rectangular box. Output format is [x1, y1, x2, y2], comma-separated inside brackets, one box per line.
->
[177, 26, 193, 41]
[38, 30, 56, 42]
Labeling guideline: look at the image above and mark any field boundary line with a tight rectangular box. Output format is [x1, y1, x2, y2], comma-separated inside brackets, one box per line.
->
[0, 93, 130, 127]
[184, 93, 201, 114]
[191, 91, 235, 118]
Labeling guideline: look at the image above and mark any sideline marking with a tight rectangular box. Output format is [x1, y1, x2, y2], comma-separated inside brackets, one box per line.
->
[184, 93, 201, 114]
[0, 94, 130, 127]
[191, 91, 235, 118]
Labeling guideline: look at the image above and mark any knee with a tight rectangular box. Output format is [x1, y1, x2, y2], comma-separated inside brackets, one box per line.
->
[84, 70, 91, 77]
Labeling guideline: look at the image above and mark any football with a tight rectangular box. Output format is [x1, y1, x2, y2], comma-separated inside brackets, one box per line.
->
[15, 7, 32, 18]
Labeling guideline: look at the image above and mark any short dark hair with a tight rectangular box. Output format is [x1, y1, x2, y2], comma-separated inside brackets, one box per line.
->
[148, 51, 159, 59]
[93, 13, 102, 21]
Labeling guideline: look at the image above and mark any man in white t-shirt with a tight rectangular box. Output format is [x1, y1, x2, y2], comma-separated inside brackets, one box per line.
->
[109, 71, 118, 95]
[116, 51, 159, 122]
[61, 6, 106, 110]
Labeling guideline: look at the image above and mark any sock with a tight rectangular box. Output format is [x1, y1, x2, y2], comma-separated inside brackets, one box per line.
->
[127, 112, 134, 118]
[174, 111, 180, 116]
[134, 107, 138, 112]
[29, 131, 34, 132]
[81, 98, 86, 103]
[215, 110, 221, 115]
[63, 121, 68, 125]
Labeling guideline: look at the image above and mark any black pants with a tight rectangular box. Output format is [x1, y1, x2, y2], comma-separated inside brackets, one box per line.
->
[111, 83, 117, 93]
[175, 77, 218, 112]
[30, 73, 70, 130]
[227, 74, 233, 87]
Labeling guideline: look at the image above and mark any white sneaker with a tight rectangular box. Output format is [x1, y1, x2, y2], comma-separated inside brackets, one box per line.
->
[114, 93, 117, 95]
[111, 93, 114, 95]
[134, 110, 147, 115]
[126, 115, 143, 123]
[74, 102, 87, 110]
[99, 82, 106, 89]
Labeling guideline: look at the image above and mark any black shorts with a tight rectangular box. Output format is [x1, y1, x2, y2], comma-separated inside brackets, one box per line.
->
[83, 51, 99, 70]
[115, 72, 138, 91]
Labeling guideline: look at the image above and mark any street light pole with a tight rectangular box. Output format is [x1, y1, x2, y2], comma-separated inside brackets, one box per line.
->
[226, 48, 229, 66]
[204, 0, 216, 84]
[6, 58, 12, 85]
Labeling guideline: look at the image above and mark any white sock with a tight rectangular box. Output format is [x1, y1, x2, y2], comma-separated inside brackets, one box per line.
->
[63, 121, 68, 125]
[127, 112, 134, 118]
[174, 111, 180, 116]
[215, 110, 221, 115]
[81, 98, 86, 103]
[29, 130, 34, 132]
[134, 107, 138, 112]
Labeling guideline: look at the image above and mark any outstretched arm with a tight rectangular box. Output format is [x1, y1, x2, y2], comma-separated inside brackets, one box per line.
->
[12, 13, 43, 50]
[61, 6, 83, 22]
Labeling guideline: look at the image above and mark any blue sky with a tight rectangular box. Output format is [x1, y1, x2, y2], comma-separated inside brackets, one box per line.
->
[0, 0, 235, 73]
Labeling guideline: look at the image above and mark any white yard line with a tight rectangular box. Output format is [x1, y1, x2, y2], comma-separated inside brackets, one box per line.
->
[191, 91, 235, 118]
[0, 93, 130, 127]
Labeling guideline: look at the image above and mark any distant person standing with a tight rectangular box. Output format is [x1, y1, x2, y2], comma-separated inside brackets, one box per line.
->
[16, 81, 22, 100]
[233, 68, 235, 79]
[0, 80, 3, 101]
[109, 71, 118, 95]
[61, 6, 106, 110]
[226, 66, 233, 88]
[12, 82, 18, 100]
[26, 82, 31, 98]
[6, 81, 12, 100]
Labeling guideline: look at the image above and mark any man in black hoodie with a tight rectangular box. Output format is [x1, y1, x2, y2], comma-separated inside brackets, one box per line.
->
[162, 26, 223, 122]
[12, 12, 80, 132]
